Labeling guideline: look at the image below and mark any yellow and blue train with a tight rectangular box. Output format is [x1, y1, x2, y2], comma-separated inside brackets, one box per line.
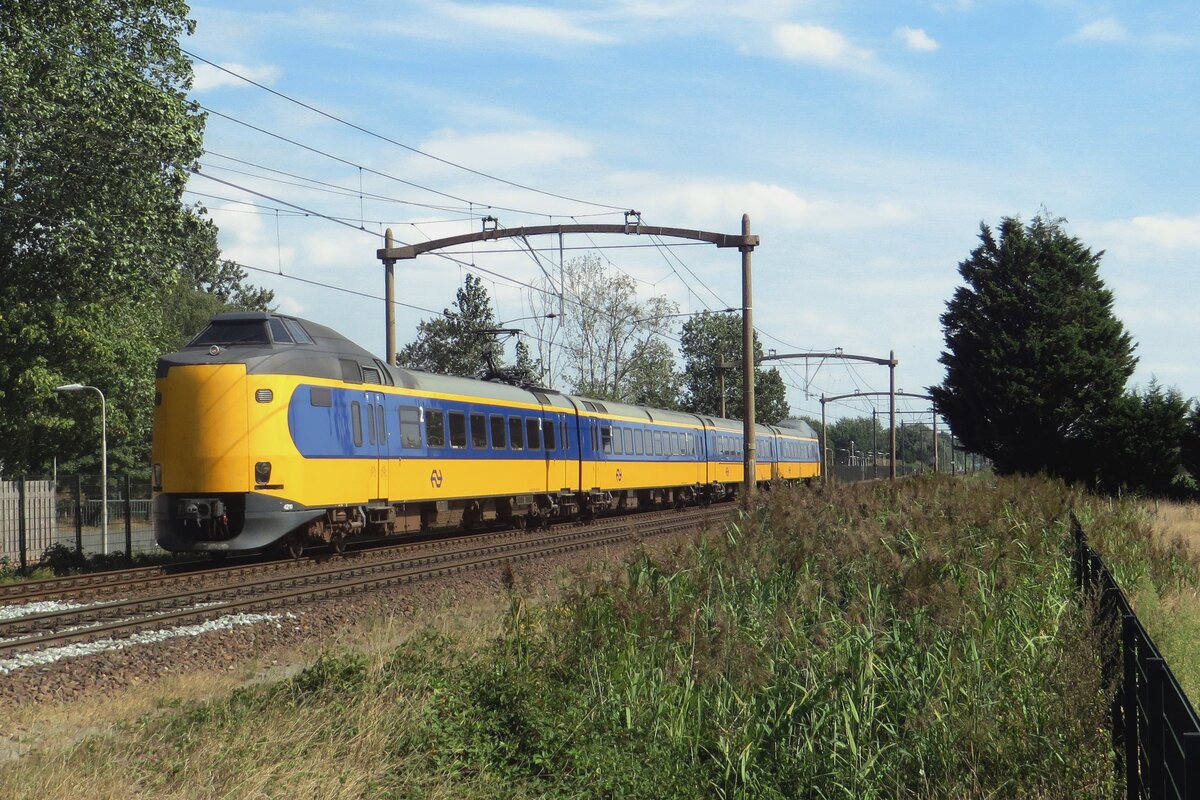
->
[152, 312, 820, 555]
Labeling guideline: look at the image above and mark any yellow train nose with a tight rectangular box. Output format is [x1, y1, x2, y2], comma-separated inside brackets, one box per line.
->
[152, 363, 250, 493]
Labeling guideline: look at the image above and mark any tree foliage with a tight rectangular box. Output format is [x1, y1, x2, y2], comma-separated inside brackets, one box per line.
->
[398, 273, 508, 379]
[930, 214, 1137, 477]
[679, 311, 789, 424]
[545, 254, 681, 404]
[1088, 383, 1191, 496]
[0, 2, 270, 475]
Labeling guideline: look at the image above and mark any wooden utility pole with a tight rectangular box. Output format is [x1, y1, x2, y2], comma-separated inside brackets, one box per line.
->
[741, 215, 756, 501]
[383, 227, 396, 365]
[718, 355, 729, 418]
[888, 350, 896, 479]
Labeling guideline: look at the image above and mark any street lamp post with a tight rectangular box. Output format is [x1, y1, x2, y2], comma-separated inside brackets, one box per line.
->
[56, 383, 107, 554]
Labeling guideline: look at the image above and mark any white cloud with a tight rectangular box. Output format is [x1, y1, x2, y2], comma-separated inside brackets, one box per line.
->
[771, 23, 873, 66]
[1066, 17, 1129, 44]
[418, 129, 593, 172]
[436, 3, 614, 44]
[1097, 213, 1200, 252]
[192, 62, 283, 91]
[622, 175, 914, 233]
[895, 26, 939, 52]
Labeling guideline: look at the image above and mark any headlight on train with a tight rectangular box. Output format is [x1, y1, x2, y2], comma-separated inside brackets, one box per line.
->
[255, 461, 272, 484]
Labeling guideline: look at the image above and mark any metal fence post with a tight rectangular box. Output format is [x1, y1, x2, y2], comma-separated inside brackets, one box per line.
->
[123, 474, 132, 563]
[74, 474, 83, 553]
[18, 476, 27, 574]
[1124, 615, 1140, 800]
[1184, 731, 1200, 799]
[1148, 657, 1166, 798]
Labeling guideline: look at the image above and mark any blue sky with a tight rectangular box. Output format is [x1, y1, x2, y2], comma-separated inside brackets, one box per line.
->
[184, 1, 1200, 424]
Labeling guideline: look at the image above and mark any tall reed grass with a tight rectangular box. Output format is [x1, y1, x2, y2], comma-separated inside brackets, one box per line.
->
[3, 474, 1142, 798]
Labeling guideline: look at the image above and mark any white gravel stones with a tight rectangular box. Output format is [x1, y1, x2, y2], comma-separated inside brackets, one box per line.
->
[0, 600, 93, 621]
[0, 611, 297, 674]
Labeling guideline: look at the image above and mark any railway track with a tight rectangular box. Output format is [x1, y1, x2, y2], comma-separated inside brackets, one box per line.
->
[0, 521, 575, 607]
[0, 506, 732, 665]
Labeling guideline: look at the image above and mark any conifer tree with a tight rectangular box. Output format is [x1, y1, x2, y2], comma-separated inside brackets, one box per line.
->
[930, 214, 1136, 476]
[398, 274, 504, 377]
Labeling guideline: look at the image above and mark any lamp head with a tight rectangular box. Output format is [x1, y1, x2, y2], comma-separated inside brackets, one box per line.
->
[55, 383, 85, 392]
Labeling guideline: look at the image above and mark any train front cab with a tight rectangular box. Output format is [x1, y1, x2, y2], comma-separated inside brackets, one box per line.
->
[153, 359, 322, 553]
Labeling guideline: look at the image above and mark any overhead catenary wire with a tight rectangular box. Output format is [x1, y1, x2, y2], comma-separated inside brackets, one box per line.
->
[13, 22, 896, 397]
[183, 48, 629, 213]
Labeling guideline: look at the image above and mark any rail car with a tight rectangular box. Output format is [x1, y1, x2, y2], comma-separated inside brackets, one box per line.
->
[152, 312, 820, 555]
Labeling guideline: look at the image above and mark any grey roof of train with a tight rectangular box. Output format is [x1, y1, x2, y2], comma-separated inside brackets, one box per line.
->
[162, 313, 818, 438]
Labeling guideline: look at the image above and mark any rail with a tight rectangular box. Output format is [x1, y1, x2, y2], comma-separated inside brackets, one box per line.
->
[1073, 514, 1200, 799]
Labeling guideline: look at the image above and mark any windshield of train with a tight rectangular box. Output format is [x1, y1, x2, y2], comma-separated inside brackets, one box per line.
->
[187, 320, 270, 346]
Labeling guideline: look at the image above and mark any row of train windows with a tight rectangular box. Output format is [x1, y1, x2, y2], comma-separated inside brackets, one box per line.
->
[780, 440, 813, 459]
[594, 425, 698, 457]
[349, 401, 564, 452]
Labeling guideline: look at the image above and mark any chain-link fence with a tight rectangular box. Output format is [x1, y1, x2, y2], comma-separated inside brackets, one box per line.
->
[0, 474, 155, 570]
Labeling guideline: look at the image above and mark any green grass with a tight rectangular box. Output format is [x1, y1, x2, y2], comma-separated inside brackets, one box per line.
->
[2, 474, 1139, 798]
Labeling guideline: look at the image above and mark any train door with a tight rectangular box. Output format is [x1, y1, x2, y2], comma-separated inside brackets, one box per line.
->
[364, 390, 387, 501]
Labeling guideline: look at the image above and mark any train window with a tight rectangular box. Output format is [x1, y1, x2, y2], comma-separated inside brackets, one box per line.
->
[622, 428, 633, 455]
[508, 417, 524, 450]
[351, 402, 363, 447]
[427, 409, 446, 448]
[673, 433, 682, 455]
[653, 431, 662, 456]
[448, 412, 467, 448]
[634, 428, 644, 456]
[470, 413, 488, 448]
[340, 359, 362, 384]
[376, 405, 386, 445]
[643, 429, 653, 454]
[367, 402, 376, 445]
[283, 318, 313, 344]
[612, 427, 622, 455]
[543, 420, 556, 451]
[490, 414, 506, 449]
[399, 406, 421, 448]
[601, 426, 613, 454]
[188, 319, 268, 346]
[561, 420, 568, 451]
[398, 410, 422, 448]
[526, 418, 542, 450]
[269, 318, 293, 343]
[310, 387, 332, 407]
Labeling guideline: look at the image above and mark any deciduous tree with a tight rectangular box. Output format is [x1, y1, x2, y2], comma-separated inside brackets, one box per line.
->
[679, 311, 789, 424]
[541, 254, 681, 404]
[0, 1, 265, 474]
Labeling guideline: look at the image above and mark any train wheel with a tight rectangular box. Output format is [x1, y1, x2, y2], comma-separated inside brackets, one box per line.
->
[287, 536, 305, 560]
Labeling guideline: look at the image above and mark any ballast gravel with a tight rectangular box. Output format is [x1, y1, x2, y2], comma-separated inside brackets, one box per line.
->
[0, 527, 700, 709]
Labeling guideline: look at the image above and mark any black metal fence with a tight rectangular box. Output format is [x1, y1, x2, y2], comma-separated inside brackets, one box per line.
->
[1073, 515, 1200, 799]
[0, 474, 155, 571]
